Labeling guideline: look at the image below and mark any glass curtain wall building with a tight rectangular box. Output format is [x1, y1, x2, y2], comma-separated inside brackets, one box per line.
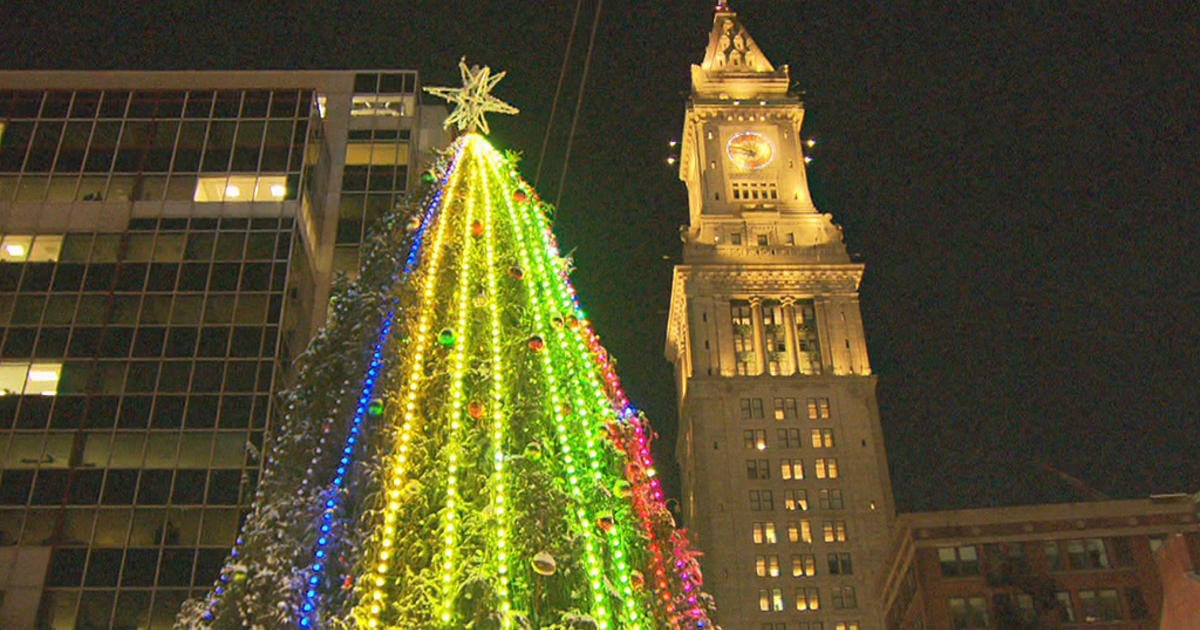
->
[0, 70, 447, 629]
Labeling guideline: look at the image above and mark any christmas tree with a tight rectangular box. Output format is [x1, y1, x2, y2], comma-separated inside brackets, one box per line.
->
[177, 60, 717, 630]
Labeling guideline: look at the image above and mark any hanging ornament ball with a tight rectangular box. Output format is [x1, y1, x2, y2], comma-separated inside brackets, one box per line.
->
[524, 442, 543, 460]
[614, 479, 632, 498]
[512, 189, 527, 203]
[367, 398, 385, 417]
[509, 265, 524, 279]
[471, 220, 484, 237]
[527, 335, 545, 352]
[596, 512, 615, 533]
[406, 216, 422, 232]
[467, 401, 485, 420]
[566, 315, 579, 328]
[231, 566, 248, 583]
[421, 171, 436, 184]
[631, 570, 645, 588]
[438, 329, 455, 347]
[532, 551, 557, 576]
[342, 575, 353, 590]
[551, 315, 565, 329]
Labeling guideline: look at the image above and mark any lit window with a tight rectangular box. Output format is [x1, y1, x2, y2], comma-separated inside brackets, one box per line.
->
[807, 397, 831, 420]
[344, 142, 409, 165]
[815, 457, 839, 479]
[788, 520, 812, 544]
[772, 588, 784, 611]
[755, 555, 779, 577]
[350, 94, 407, 117]
[834, 623, 859, 630]
[0, 361, 62, 396]
[194, 175, 289, 202]
[780, 458, 804, 480]
[744, 429, 767, 450]
[811, 428, 835, 448]
[753, 521, 777, 544]
[792, 554, 816, 577]
[823, 521, 847, 543]
[784, 490, 808, 511]
[795, 587, 820, 611]
[774, 397, 798, 420]
[1, 235, 31, 260]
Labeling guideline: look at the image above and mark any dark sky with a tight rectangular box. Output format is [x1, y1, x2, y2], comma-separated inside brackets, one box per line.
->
[5, 1, 1198, 513]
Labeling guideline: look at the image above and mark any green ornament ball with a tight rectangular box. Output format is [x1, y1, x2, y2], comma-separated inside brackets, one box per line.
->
[524, 442, 543, 460]
[421, 171, 436, 183]
[367, 398, 385, 417]
[438, 329, 455, 347]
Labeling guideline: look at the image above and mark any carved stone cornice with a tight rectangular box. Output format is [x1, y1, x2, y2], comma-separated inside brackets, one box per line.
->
[664, 262, 864, 360]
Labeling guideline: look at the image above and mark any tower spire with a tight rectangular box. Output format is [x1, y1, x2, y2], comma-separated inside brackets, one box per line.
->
[692, 1, 789, 98]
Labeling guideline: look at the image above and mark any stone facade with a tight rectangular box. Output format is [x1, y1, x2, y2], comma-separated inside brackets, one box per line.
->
[666, 7, 894, 629]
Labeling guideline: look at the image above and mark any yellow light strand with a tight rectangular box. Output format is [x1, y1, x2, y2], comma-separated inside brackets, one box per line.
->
[438, 136, 481, 625]
[355, 136, 466, 629]
[483, 145, 613, 630]
[480, 156, 514, 627]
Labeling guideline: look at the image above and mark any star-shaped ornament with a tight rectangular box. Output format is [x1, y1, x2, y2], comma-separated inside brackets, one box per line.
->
[424, 58, 519, 136]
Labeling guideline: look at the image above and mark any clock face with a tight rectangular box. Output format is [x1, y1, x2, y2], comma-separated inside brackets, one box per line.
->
[726, 131, 776, 170]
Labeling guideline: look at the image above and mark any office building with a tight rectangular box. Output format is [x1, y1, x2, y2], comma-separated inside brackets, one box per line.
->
[0, 70, 446, 628]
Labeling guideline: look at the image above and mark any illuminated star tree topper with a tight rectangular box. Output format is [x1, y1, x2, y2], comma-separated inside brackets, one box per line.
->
[424, 57, 519, 135]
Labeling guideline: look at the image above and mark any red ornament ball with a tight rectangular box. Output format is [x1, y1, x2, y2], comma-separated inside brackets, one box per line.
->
[512, 189, 527, 203]
[509, 265, 524, 279]
[527, 335, 544, 352]
[471, 220, 484, 237]
[468, 401, 485, 420]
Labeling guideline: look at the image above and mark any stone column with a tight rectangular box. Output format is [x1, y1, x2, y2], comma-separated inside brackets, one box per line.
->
[781, 296, 800, 376]
[749, 296, 766, 375]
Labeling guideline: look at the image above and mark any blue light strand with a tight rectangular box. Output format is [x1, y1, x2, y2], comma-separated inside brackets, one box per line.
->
[296, 144, 467, 628]
[199, 146, 466, 628]
[298, 315, 391, 628]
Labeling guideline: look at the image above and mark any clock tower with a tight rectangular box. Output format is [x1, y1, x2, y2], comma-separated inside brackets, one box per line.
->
[667, 4, 894, 628]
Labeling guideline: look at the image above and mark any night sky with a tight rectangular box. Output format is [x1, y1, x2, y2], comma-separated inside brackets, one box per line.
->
[4, 1, 1198, 513]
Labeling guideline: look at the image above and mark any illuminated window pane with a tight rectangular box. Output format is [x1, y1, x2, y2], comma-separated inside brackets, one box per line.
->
[0, 235, 33, 261]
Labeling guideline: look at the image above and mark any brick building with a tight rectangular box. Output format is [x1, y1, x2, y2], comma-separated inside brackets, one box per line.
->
[880, 495, 1198, 629]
